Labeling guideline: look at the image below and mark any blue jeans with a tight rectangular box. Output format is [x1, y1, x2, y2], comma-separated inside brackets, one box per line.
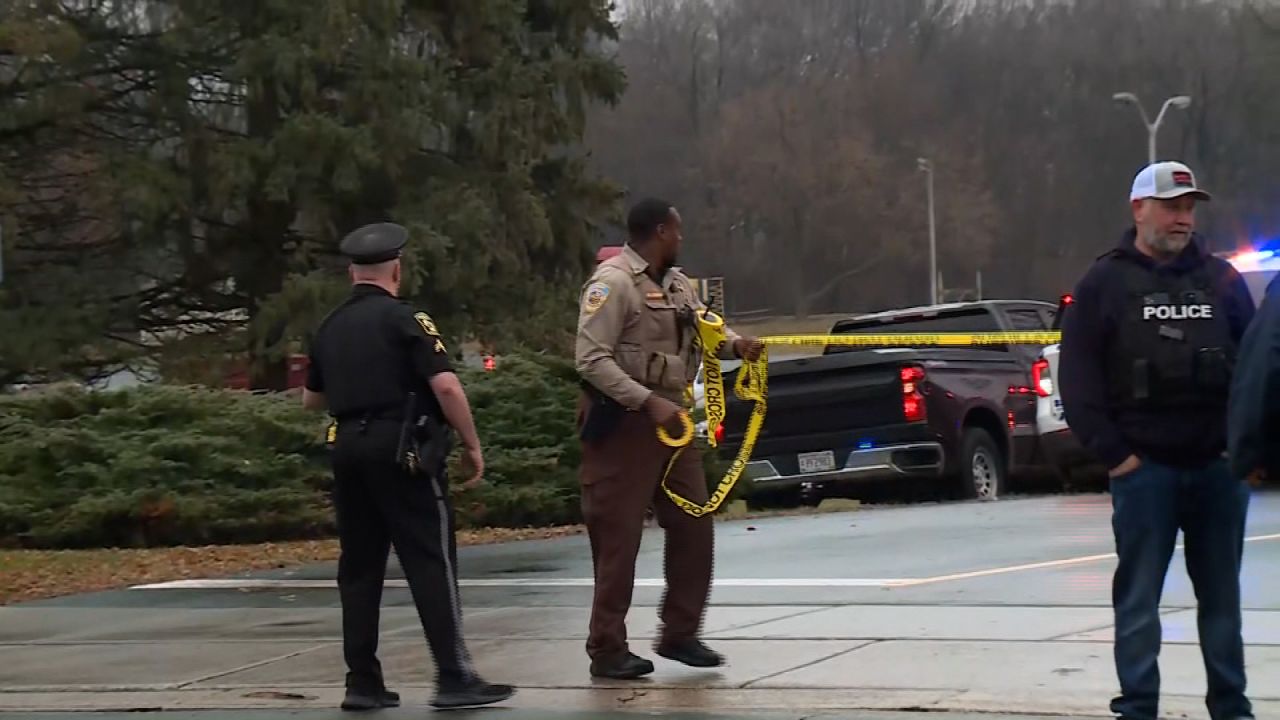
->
[1109, 457, 1253, 720]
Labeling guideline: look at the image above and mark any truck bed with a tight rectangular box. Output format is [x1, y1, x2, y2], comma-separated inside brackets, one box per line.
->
[709, 300, 1056, 501]
[719, 347, 1008, 454]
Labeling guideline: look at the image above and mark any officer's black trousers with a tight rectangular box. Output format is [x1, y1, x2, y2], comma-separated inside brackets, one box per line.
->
[330, 421, 478, 694]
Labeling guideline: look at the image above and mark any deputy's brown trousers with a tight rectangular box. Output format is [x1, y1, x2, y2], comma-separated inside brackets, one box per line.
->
[577, 394, 714, 661]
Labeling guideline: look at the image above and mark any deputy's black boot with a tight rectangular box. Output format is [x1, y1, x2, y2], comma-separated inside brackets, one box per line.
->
[656, 638, 724, 668]
[589, 652, 655, 679]
[430, 679, 515, 709]
[341, 688, 400, 711]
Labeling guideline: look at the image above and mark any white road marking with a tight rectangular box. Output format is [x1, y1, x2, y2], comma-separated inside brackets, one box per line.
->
[127, 534, 1280, 592]
[897, 532, 1280, 587]
[893, 553, 1116, 587]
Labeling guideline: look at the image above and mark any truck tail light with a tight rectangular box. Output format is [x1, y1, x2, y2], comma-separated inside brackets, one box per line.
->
[715, 423, 725, 443]
[901, 365, 926, 422]
[1032, 358, 1053, 397]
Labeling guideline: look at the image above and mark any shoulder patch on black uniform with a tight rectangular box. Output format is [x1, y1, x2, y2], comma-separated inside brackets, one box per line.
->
[414, 311, 440, 336]
[413, 312, 446, 353]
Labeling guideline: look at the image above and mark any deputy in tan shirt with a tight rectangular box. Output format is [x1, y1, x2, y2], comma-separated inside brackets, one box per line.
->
[573, 197, 762, 680]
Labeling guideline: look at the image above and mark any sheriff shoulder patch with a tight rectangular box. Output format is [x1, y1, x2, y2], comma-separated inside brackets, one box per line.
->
[414, 312, 440, 336]
[414, 312, 446, 352]
[582, 282, 610, 314]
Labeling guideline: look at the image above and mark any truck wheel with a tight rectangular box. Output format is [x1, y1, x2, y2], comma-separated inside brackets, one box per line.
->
[959, 428, 1005, 501]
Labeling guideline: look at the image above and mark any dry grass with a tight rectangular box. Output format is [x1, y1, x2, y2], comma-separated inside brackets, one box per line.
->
[0, 526, 588, 605]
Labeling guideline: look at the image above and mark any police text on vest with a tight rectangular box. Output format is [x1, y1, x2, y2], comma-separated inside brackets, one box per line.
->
[1142, 304, 1214, 321]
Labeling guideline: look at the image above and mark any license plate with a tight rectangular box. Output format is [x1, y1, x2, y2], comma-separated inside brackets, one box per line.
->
[798, 450, 836, 474]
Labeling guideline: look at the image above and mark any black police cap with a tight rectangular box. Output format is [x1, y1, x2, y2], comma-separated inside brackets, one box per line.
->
[340, 222, 408, 265]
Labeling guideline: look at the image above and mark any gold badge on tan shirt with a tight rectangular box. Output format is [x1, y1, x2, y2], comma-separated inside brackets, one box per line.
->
[583, 282, 610, 314]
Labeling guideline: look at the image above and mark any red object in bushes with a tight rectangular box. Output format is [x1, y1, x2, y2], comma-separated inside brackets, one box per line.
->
[223, 354, 310, 390]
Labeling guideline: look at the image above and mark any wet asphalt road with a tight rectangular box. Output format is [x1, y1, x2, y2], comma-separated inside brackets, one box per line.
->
[5, 491, 1279, 719]
[26, 491, 1280, 613]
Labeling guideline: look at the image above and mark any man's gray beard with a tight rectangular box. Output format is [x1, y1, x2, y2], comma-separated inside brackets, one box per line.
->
[1145, 229, 1190, 257]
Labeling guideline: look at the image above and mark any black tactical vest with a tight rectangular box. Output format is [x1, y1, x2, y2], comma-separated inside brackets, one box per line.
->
[1105, 257, 1236, 412]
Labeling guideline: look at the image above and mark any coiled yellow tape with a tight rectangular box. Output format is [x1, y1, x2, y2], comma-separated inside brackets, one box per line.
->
[659, 312, 1061, 518]
[657, 411, 695, 447]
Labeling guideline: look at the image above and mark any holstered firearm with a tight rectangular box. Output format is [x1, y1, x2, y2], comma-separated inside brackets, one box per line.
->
[579, 381, 625, 443]
[396, 392, 452, 479]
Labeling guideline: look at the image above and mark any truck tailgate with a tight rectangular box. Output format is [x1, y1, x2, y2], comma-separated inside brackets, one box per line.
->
[719, 350, 916, 456]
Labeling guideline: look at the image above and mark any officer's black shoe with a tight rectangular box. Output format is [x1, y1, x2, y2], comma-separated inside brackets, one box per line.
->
[589, 652, 655, 679]
[656, 638, 725, 668]
[430, 680, 515, 709]
[340, 688, 400, 711]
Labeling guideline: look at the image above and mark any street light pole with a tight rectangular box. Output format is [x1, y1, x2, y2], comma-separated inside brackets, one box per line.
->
[918, 157, 937, 305]
[1112, 92, 1192, 164]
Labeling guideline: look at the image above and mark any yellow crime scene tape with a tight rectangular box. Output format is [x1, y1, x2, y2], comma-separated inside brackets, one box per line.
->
[656, 310, 1062, 518]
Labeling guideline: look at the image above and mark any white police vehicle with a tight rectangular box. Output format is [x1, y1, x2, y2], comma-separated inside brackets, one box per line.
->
[1227, 248, 1280, 304]
[1032, 294, 1103, 488]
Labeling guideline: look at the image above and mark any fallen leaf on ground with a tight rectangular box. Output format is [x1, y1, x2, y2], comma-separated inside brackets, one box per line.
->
[0, 524, 586, 606]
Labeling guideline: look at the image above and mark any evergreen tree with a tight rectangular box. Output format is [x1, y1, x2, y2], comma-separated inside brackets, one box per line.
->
[0, 0, 625, 389]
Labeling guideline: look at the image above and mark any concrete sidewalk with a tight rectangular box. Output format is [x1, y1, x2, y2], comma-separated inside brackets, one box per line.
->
[2, 600, 1277, 717]
[0, 707, 1121, 712]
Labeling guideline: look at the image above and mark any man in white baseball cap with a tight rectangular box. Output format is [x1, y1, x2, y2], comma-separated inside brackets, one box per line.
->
[1129, 160, 1212, 203]
[1125, 161, 1212, 261]
[1060, 160, 1255, 720]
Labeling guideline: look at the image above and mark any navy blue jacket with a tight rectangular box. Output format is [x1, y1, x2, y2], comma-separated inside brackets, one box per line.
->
[1058, 229, 1256, 471]
[1227, 272, 1280, 478]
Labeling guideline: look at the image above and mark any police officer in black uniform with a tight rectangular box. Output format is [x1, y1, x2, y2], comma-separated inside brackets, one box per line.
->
[1059, 162, 1255, 720]
[303, 222, 514, 711]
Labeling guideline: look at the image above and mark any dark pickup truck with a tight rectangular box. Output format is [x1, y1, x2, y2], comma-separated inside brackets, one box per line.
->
[715, 300, 1059, 506]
